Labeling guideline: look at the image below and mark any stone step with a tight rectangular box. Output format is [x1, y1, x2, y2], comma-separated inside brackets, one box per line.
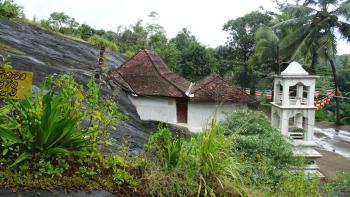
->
[293, 147, 322, 159]
[291, 136, 304, 140]
[289, 132, 304, 136]
[293, 140, 317, 147]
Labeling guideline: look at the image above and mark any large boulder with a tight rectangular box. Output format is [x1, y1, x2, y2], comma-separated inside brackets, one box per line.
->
[0, 19, 157, 152]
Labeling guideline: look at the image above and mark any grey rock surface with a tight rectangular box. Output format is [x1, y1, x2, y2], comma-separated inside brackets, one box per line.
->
[0, 19, 158, 152]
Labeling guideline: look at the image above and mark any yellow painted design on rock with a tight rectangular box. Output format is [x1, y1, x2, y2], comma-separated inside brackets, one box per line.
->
[0, 69, 33, 99]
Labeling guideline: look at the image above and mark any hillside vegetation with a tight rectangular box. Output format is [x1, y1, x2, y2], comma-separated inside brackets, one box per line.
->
[0, 0, 350, 196]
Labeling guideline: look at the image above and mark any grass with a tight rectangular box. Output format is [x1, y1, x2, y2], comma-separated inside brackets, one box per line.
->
[0, 170, 143, 195]
[0, 43, 25, 55]
[9, 18, 88, 44]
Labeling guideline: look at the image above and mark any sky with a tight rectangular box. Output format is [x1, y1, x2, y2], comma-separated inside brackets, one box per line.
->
[14, 0, 349, 55]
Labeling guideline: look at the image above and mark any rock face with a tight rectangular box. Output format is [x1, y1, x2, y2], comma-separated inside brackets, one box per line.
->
[0, 19, 158, 152]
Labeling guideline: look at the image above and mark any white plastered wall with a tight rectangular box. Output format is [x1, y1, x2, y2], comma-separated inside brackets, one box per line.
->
[128, 95, 177, 124]
[188, 102, 247, 133]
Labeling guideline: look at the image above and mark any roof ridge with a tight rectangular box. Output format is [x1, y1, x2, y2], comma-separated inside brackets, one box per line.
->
[116, 70, 137, 94]
[192, 74, 219, 94]
[115, 49, 143, 72]
[214, 74, 252, 98]
[144, 49, 189, 96]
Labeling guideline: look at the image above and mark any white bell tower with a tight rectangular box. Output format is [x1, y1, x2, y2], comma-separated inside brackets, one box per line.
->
[271, 62, 319, 141]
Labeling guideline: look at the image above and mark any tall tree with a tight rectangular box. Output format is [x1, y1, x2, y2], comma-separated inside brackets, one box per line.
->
[223, 11, 272, 93]
[276, 0, 350, 124]
[249, 27, 281, 74]
[170, 29, 219, 81]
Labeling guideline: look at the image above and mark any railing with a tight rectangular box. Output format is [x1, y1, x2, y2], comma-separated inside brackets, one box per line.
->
[275, 97, 308, 106]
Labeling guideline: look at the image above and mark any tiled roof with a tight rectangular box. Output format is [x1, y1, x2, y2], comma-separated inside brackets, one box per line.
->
[110, 49, 191, 97]
[190, 73, 252, 103]
[110, 49, 251, 103]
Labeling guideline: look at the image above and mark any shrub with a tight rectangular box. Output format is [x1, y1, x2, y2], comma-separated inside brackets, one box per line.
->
[0, 0, 23, 18]
[324, 171, 350, 196]
[0, 74, 123, 173]
[144, 124, 245, 196]
[275, 172, 321, 197]
[0, 91, 87, 163]
[88, 35, 118, 52]
[221, 111, 298, 187]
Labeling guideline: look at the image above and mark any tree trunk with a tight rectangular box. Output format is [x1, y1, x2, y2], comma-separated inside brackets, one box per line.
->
[95, 46, 106, 80]
[310, 52, 317, 75]
[98, 46, 106, 68]
[329, 59, 341, 125]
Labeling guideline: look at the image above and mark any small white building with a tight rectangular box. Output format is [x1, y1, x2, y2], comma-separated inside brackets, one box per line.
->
[271, 61, 319, 141]
[271, 61, 323, 178]
[109, 49, 251, 132]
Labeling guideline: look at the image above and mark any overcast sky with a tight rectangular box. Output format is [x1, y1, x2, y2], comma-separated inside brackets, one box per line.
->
[14, 0, 349, 54]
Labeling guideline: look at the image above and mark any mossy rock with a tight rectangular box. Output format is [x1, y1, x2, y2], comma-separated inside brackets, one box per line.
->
[0, 43, 25, 55]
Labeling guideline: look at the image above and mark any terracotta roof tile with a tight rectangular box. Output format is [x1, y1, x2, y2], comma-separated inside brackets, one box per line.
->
[110, 49, 191, 97]
[110, 49, 252, 103]
[190, 73, 252, 103]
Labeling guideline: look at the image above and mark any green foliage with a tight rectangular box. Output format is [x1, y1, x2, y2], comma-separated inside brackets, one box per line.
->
[223, 11, 272, 90]
[169, 28, 219, 81]
[143, 113, 321, 196]
[144, 124, 245, 196]
[275, 172, 321, 197]
[0, 0, 23, 18]
[325, 171, 350, 196]
[0, 54, 13, 69]
[338, 65, 350, 93]
[221, 111, 297, 187]
[88, 35, 118, 52]
[106, 154, 137, 187]
[316, 100, 350, 125]
[249, 27, 285, 76]
[78, 24, 96, 40]
[46, 12, 79, 35]
[0, 73, 135, 191]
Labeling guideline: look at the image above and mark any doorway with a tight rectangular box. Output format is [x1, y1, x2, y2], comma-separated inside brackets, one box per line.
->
[176, 98, 188, 123]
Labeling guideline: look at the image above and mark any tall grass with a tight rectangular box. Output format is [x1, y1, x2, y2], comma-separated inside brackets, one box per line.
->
[144, 123, 245, 196]
[143, 112, 323, 196]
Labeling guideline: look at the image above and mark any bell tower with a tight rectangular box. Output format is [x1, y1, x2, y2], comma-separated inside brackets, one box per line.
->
[271, 61, 324, 178]
[271, 61, 319, 141]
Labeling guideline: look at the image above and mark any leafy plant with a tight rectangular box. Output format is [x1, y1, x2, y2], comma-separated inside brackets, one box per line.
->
[0, 0, 23, 18]
[0, 74, 123, 167]
[221, 111, 297, 187]
[88, 35, 118, 52]
[0, 86, 88, 164]
[276, 172, 321, 197]
[0, 54, 13, 69]
[324, 171, 350, 196]
[144, 124, 245, 196]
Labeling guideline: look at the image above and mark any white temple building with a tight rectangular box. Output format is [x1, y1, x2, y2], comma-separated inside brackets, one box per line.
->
[109, 49, 251, 132]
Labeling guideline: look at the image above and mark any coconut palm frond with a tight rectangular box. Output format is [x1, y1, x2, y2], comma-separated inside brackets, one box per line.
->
[317, 31, 337, 61]
[282, 4, 316, 16]
[279, 24, 311, 49]
[290, 29, 317, 60]
[272, 17, 311, 29]
[255, 27, 279, 44]
[303, 0, 318, 6]
[338, 21, 350, 42]
[334, 0, 350, 20]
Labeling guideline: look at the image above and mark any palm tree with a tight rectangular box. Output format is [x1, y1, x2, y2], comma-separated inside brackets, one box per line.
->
[249, 27, 281, 74]
[275, 0, 350, 125]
